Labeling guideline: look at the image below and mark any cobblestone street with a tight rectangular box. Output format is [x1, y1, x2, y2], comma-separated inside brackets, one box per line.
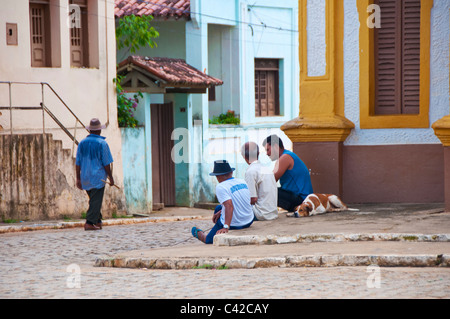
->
[1, 219, 449, 299]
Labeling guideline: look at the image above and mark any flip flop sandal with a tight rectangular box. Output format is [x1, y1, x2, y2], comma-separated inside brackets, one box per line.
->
[191, 227, 203, 239]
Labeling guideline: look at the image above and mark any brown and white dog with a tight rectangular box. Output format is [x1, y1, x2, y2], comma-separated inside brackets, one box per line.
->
[294, 193, 357, 217]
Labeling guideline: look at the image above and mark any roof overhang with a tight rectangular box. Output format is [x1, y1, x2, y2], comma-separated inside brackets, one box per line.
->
[117, 56, 223, 94]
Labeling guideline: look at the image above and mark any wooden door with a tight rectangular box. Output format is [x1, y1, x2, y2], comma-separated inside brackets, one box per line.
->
[30, 3, 47, 67]
[70, 0, 88, 67]
[151, 103, 176, 209]
[255, 59, 280, 117]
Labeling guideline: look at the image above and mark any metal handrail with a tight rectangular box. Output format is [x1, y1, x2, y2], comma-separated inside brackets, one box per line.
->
[0, 81, 88, 149]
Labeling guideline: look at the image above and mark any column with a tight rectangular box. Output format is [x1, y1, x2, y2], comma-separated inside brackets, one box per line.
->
[433, 116, 450, 212]
[281, 0, 354, 197]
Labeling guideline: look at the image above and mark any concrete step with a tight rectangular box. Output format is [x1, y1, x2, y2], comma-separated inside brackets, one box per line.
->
[94, 241, 450, 269]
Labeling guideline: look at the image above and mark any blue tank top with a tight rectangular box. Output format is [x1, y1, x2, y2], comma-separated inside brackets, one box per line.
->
[279, 150, 313, 200]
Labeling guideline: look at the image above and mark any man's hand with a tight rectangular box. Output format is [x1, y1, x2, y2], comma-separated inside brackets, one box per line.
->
[105, 164, 115, 187]
[76, 165, 82, 190]
[212, 210, 221, 223]
[216, 228, 229, 235]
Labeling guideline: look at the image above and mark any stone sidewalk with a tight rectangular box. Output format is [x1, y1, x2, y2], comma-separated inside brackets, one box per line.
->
[0, 207, 210, 234]
[92, 203, 450, 269]
[2, 203, 449, 269]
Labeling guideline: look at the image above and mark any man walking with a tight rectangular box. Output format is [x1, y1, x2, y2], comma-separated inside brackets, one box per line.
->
[76, 118, 114, 231]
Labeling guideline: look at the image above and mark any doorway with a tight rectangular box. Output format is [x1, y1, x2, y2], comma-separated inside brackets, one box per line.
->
[151, 102, 176, 209]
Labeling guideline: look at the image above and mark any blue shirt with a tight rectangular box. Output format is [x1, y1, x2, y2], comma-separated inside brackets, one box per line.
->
[76, 134, 114, 190]
[279, 150, 313, 200]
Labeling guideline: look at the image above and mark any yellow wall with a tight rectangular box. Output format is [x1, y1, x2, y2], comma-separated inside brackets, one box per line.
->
[282, 0, 354, 143]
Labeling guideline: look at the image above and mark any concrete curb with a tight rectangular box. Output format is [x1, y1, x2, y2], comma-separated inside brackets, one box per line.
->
[213, 233, 450, 246]
[0, 215, 209, 234]
[94, 253, 450, 269]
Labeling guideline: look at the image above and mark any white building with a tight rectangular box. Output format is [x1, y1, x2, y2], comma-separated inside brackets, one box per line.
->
[0, 0, 125, 220]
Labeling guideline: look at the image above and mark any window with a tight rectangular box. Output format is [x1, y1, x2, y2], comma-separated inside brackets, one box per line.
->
[374, 0, 420, 115]
[30, 0, 51, 67]
[255, 59, 280, 117]
[69, 0, 89, 67]
[29, 0, 61, 68]
[357, 0, 432, 129]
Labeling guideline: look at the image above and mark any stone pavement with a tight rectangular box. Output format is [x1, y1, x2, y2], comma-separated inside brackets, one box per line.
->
[1, 204, 450, 299]
[90, 203, 450, 269]
[2, 203, 450, 270]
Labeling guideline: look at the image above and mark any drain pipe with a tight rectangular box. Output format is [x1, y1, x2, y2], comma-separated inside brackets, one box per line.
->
[104, 0, 110, 128]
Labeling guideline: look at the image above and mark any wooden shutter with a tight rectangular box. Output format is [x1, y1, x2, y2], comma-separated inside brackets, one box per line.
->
[255, 59, 280, 117]
[255, 70, 261, 116]
[70, 0, 88, 67]
[401, 0, 421, 114]
[374, 0, 402, 114]
[30, 2, 49, 67]
[374, 0, 421, 115]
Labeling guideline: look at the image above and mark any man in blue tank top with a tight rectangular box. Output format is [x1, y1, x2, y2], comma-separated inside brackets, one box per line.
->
[263, 135, 313, 213]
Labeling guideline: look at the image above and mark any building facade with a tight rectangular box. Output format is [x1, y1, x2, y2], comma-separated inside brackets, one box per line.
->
[0, 0, 126, 220]
[282, 0, 450, 208]
[116, 0, 300, 210]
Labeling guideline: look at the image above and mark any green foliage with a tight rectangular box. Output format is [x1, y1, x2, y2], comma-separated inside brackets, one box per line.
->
[2, 219, 18, 224]
[116, 14, 159, 53]
[114, 75, 142, 128]
[115, 14, 158, 128]
[193, 264, 229, 270]
[209, 110, 240, 125]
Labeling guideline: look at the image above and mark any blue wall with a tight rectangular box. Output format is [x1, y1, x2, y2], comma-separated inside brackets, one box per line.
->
[120, 127, 150, 213]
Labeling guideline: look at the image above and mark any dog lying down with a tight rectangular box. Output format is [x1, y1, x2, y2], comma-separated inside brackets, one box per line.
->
[290, 193, 359, 217]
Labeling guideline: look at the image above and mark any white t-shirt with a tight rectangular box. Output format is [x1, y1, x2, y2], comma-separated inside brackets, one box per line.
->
[216, 177, 254, 227]
[245, 161, 278, 221]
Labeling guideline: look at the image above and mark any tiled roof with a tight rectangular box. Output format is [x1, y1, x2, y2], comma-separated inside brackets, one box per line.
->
[118, 56, 223, 88]
[115, 0, 190, 19]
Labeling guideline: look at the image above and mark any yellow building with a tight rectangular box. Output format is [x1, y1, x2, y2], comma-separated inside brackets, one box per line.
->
[283, 0, 450, 210]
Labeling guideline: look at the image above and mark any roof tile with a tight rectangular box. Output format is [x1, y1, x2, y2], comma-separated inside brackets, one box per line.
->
[115, 0, 190, 19]
[118, 56, 223, 88]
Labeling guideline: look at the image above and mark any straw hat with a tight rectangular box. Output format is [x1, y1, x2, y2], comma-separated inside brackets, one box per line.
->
[86, 118, 106, 132]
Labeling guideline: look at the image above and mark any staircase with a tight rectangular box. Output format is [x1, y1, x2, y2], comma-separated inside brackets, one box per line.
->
[0, 81, 125, 221]
[0, 81, 88, 157]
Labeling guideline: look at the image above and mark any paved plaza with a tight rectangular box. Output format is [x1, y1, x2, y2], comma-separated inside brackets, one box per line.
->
[1, 206, 449, 299]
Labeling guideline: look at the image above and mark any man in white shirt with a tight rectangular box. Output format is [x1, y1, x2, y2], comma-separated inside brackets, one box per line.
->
[241, 142, 278, 221]
[191, 160, 254, 244]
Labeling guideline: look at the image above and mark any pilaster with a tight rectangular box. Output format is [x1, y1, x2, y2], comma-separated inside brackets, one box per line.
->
[433, 116, 450, 211]
[282, 0, 354, 196]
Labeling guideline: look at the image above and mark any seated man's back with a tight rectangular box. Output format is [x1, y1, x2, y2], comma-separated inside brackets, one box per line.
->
[245, 161, 278, 221]
[216, 177, 254, 226]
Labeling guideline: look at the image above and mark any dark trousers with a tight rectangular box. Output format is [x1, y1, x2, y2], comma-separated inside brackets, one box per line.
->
[205, 205, 253, 244]
[86, 187, 105, 225]
[277, 188, 304, 212]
